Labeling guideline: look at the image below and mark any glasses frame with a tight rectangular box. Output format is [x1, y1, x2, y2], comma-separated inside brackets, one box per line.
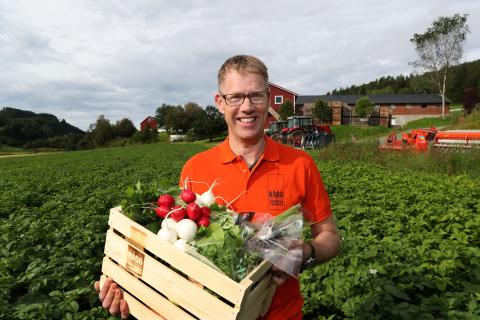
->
[221, 91, 270, 107]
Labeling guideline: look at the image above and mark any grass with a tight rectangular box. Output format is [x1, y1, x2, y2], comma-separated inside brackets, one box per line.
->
[330, 125, 391, 143]
[402, 107, 464, 130]
[312, 140, 480, 177]
[447, 108, 480, 129]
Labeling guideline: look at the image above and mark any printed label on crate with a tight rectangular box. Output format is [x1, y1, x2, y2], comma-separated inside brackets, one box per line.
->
[126, 245, 145, 277]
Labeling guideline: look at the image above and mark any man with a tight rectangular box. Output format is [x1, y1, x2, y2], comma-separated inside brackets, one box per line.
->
[95, 55, 341, 319]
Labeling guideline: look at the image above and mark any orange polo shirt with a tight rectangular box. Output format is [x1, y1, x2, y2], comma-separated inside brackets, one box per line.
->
[180, 136, 332, 320]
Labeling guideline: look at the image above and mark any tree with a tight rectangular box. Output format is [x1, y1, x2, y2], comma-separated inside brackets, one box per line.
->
[114, 118, 137, 138]
[355, 97, 374, 119]
[278, 100, 294, 120]
[461, 88, 480, 115]
[155, 104, 176, 129]
[89, 115, 115, 147]
[312, 99, 331, 124]
[410, 13, 470, 118]
[192, 106, 227, 141]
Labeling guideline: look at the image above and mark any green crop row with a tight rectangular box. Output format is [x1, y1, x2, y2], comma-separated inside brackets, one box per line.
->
[0, 143, 479, 319]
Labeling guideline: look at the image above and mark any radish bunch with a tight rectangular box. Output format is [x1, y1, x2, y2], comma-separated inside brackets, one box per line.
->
[155, 188, 212, 250]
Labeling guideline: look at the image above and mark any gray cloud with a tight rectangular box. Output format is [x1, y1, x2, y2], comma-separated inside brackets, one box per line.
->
[0, 0, 479, 130]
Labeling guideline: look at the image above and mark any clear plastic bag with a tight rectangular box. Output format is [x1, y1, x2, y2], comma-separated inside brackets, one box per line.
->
[243, 205, 304, 277]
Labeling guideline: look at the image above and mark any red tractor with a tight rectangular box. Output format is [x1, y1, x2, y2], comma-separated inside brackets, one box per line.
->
[272, 116, 334, 149]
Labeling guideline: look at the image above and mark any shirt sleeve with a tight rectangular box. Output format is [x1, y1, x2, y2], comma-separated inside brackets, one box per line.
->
[302, 158, 332, 223]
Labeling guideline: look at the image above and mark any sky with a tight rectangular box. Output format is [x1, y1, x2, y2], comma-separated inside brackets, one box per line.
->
[1, 0, 479, 131]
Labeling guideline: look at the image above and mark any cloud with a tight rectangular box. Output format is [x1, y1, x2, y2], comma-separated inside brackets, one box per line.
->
[0, 0, 479, 130]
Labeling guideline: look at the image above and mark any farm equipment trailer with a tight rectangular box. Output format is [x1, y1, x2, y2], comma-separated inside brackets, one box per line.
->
[379, 128, 480, 151]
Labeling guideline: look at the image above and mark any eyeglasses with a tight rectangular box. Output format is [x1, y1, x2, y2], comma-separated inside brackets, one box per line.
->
[221, 91, 269, 107]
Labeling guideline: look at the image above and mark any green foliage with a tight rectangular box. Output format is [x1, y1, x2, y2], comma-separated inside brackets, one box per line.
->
[449, 108, 480, 130]
[329, 125, 391, 143]
[131, 128, 158, 144]
[461, 88, 480, 115]
[330, 59, 480, 102]
[313, 99, 332, 124]
[301, 161, 480, 319]
[279, 100, 294, 120]
[0, 107, 84, 149]
[0, 143, 205, 319]
[1, 141, 479, 319]
[355, 97, 374, 118]
[410, 13, 470, 117]
[191, 105, 227, 141]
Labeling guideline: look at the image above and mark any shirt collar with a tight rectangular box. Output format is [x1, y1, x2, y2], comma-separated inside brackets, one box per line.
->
[218, 136, 279, 164]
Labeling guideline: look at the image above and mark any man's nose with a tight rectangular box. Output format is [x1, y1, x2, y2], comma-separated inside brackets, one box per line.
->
[239, 96, 255, 112]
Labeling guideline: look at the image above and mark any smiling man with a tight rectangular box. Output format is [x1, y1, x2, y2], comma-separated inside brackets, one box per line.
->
[181, 55, 341, 319]
[96, 55, 341, 320]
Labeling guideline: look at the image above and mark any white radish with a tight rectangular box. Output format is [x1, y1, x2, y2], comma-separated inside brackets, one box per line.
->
[174, 239, 188, 251]
[176, 219, 198, 241]
[185, 178, 218, 207]
[161, 218, 178, 230]
[157, 228, 177, 244]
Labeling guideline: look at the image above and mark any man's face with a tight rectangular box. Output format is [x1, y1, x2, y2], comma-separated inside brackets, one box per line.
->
[215, 70, 268, 145]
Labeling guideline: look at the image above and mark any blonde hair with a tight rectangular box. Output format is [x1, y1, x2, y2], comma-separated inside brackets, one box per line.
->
[217, 55, 269, 92]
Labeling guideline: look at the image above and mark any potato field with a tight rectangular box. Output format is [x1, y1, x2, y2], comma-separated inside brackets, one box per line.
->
[0, 143, 479, 319]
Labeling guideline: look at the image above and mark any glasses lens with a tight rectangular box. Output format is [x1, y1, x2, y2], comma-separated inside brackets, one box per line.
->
[225, 94, 244, 106]
[250, 92, 268, 104]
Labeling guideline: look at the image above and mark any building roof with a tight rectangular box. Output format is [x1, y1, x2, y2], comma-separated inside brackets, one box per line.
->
[140, 116, 156, 125]
[296, 94, 451, 105]
[268, 82, 299, 96]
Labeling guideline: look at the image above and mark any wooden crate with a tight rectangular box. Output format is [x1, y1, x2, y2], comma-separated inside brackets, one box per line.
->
[99, 206, 276, 320]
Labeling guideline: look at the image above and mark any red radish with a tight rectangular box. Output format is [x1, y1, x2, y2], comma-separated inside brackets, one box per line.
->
[186, 202, 202, 221]
[197, 216, 210, 227]
[170, 205, 186, 221]
[155, 205, 170, 218]
[158, 194, 175, 208]
[200, 206, 211, 218]
[181, 189, 196, 204]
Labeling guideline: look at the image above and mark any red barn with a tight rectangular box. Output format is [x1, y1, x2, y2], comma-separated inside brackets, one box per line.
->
[140, 116, 158, 131]
[266, 82, 298, 128]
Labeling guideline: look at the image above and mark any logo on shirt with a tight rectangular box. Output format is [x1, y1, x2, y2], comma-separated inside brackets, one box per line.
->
[267, 174, 284, 209]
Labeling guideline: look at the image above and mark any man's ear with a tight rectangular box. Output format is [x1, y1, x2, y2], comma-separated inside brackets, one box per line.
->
[215, 93, 225, 114]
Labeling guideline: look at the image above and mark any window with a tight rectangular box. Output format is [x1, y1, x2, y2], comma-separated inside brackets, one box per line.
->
[406, 104, 412, 108]
[275, 96, 283, 104]
[390, 104, 396, 109]
[421, 104, 427, 108]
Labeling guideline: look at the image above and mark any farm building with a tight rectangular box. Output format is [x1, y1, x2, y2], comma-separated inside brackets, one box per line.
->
[140, 116, 158, 131]
[266, 82, 298, 128]
[296, 94, 450, 127]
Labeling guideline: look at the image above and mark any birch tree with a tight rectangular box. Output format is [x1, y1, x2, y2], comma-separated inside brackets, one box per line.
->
[410, 13, 469, 118]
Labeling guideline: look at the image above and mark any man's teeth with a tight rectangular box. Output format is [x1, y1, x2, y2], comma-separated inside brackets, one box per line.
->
[238, 117, 255, 123]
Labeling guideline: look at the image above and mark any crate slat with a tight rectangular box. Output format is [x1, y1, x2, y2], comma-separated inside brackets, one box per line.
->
[101, 258, 194, 320]
[104, 229, 237, 320]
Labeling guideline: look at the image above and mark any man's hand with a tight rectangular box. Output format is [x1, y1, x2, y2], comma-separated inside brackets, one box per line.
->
[94, 278, 130, 319]
[270, 265, 292, 285]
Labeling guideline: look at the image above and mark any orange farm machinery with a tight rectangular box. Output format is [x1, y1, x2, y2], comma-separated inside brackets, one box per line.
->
[379, 127, 480, 151]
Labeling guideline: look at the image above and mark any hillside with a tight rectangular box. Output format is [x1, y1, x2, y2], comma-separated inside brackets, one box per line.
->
[448, 108, 480, 129]
[0, 107, 84, 149]
[329, 59, 480, 102]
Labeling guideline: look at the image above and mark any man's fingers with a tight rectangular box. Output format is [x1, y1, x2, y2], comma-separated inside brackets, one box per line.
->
[99, 278, 113, 301]
[109, 290, 122, 315]
[94, 281, 100, 293]
[102, 283, 117, 308]
[120, 299, 130, 319]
